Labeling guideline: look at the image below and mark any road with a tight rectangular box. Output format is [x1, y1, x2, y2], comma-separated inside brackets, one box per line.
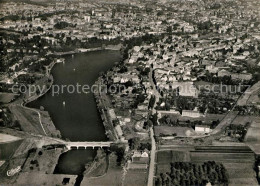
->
[211, 80, 260, 135]
[210, 111, 238, 135]
[147, 67, 160, 186]
[149, 67, 161, 114]
[237, 81, 260, 106]
[147, 127, 156, 186]
[20, 103, 47, 136]
[149, 68, 161, 101]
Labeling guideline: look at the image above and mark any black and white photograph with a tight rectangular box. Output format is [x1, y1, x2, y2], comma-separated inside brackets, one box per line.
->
[0, 0, 260, 185]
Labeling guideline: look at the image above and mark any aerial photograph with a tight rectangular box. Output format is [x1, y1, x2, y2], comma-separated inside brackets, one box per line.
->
[0, 0, 260, 185]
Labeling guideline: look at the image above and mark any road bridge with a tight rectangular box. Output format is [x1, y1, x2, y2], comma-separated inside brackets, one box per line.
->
[65, 141, 113, 150]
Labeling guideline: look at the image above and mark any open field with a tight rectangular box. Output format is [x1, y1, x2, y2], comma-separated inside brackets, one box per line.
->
[247, 92, 260, 105]
[0, 133, 21, 143]
[158, 144, 195, 151]
[237, 80, 260, 106]
[190, 146, 255, 163]
[224, 162, 258, 185]
[245, 80, 260, 105]
[156, 145, 258, 185]
[0, 93, 19, 104]
[245, 121, 260, 142]
[211, 111, 239, 135]
[124, 169, 147, 186]
[0, 127, 33, 140]
[0, 139, 23, 160]
[22, 148, 64, 174]
[191, 152, 255, 163]
[231, 116, 260, 126]
[228, 177, 259, 186]
[160, 113, 225, 123]
[245, 120, 260, 155]
[248, 143, 260, 155]
[81, 153, 122, 186]
[8, 105, 60, 137]
[85, 159, 107, 177]
[0, 153, 27, 184]
[84, 149, 108, 178]
[156, 150, 190, 175]
[154, 126, 196, 137]
[39, 110, 61, 138]
[190, 145, 258, 185]
[15, 172, 77, 185]
[9, 105, 45, 135]
[157, 150, 190, 163]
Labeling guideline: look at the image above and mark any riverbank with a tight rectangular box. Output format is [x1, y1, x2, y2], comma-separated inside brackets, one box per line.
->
[13, 146, 76, 185]
[23, 59, 56, 105]
[1, 41, 124, 186]
[13, 59, 62, 138]
[22, 44, 123, 140]
[93, 77, 118, 141]
[16, 173, 77, 186]
[26, 49, 122, 142]
[83, 148, 108, 178]
[81, 152, 123, 186]
[0, 59, 61, 141]
[5, 49, 123, 184]
[53, 44, 122, 56]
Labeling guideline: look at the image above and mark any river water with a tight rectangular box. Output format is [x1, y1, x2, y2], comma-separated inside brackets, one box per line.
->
[27, 50, 121, 175]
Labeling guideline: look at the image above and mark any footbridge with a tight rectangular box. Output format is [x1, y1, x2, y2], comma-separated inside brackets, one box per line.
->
[65, 141, 113, 150]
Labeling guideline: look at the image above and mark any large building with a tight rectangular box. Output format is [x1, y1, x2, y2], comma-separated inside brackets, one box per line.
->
[182, 110, 201, 118]
[195, 125, 211, 133]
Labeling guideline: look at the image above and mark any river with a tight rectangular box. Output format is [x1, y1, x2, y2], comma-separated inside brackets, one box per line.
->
[27, 50, 121, 175]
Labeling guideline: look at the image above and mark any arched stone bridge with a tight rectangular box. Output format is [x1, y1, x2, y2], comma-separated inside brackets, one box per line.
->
[65, 141, 113, 150]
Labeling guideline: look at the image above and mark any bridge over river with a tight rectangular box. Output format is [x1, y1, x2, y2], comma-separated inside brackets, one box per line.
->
[39, 136, 113, 150]
[65, 141, 113, 150]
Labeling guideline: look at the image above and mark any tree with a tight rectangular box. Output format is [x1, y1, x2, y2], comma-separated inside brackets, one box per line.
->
[197, 20, 213, 30]
[54, 21, 71, 29]
[13, 120, 21, 130]
[155, 177, 162, 186]
[165, 102, 171, 111]
[147, 120, 153, 128]
[151, 113, 158, 126]
[159, 161, 228, 185]
[139, 143, 151, 151]
[166, 26, 172, 34]
[148, 95, 156, 109]
[110, 146, 125, 166]
[37, 27, 43, 32]
[128, 137, 140, 150]
[124, 81, 133, 88]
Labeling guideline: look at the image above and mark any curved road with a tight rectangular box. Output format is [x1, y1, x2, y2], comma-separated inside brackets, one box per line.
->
[21, 102, 47, 136]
